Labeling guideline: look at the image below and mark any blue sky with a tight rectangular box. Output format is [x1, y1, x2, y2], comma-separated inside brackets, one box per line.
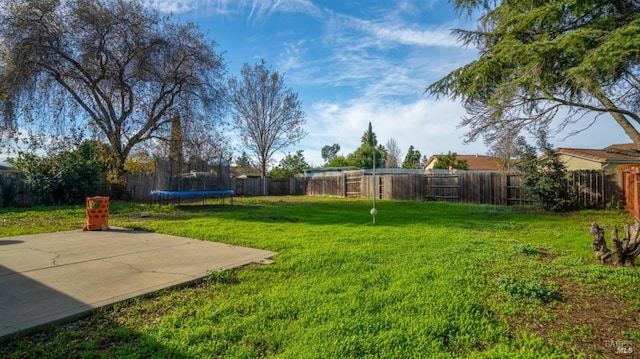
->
[144, 0, 630, 167]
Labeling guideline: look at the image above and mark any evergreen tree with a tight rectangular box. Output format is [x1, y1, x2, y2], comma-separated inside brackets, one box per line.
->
[402, 145, 422, 169]
[168, 112, 184, 176]
[426, 1, 640, 149]
[348, 123, 386, 169]
[235, 152, 255, 174]
[516, 134, 575, 211]
[321, 143, 341, 163]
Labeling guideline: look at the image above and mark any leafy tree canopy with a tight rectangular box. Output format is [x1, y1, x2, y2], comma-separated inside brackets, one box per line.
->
[348, 144, 386, 169]
[433, 152, 469, 170]
[124, 151, 155, 176]
[9, 141, 107, 205]
[270, 150, 310, 178]
[321, 143, 341, 163]
[347, 122, 386, 169]
[323, 155, 351, 168]
[322, 123, 386, 169]
[427, 1, 640, 148]
[0, 0, 227, 188]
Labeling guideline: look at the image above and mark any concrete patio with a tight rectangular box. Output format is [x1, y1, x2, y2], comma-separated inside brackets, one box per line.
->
[0, 228, 276, 340]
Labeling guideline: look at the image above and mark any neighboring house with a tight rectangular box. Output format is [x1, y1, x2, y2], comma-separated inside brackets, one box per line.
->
[556, 143, 640, 189]
[556, 143, 640, 171]
[424, 154, 501, 171]
[556, 144, 640, 214]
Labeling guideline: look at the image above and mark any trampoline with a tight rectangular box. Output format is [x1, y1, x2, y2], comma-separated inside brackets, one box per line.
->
[149, 157, 234, 205]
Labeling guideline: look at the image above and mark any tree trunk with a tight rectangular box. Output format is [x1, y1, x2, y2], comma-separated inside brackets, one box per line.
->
[591, 222, 640, 266]
[593, 91, 640, 149]
[106, 150, 129, 200]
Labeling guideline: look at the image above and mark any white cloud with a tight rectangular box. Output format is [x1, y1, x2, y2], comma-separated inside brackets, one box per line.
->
[325, 11, 460, 50]
[145, 0, 322, 18]
[358, 20, 459, 48]
[142, 0, 199, 13]
[278, 40, 307, 72]
[299, 97, 488, 166]
[299, 9, 475, 97]
[272, 4, 482, 166]
[269, 0, 322, 17]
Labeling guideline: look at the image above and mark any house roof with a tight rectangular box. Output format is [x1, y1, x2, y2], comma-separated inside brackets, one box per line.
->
[556, 143, 640, 164]
[425, 154, 500, 171]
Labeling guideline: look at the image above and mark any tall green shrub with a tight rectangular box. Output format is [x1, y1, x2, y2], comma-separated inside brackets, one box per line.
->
[270, 150, 310, 178]
[9, 141, 107, 205]
[0, 175, 19, 207]
[433, 151, 469, 170]
[516, 135, 575, 212]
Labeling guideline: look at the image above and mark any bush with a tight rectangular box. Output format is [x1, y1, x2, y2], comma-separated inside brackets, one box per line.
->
[9, 141, 107, 205]
[496, 276, 563, 303]
[0, 175, 19, 207]
[516, 135, 576, 212]
[270, 150, 310, 178]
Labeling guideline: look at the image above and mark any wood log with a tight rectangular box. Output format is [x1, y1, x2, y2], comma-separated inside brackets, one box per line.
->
[610, 227, 623, 266]
[591, 222, 640, 267]
[591, 223, 611, 264]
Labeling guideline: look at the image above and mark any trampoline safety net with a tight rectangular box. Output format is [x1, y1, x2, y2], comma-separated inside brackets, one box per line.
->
[153, 157, 232, 192]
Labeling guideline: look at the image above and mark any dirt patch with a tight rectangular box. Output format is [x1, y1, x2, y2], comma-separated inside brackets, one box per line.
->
[508, 277, 639, 358]
[539, 248, 560, 261]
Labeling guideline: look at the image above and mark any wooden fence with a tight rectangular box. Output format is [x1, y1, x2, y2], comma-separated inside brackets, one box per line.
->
[0, 170, 34, 207]
[292, 170, 620, 208]
[1, 169, 623, 209]
[425, 172, 516, 205]
[623, 165, 640, 219]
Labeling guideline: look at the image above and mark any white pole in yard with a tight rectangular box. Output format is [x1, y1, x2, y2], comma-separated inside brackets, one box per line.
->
[371, 151, 377, 224]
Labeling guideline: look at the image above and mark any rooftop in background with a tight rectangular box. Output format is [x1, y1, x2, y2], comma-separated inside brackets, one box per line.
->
[424, 154, 500, 171]
[303, 166, 361, 176]
[556, 143, 640, 164]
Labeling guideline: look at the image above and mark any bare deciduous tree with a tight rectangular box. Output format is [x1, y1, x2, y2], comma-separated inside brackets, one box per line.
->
[228, 60, 306, 179]
[487, 130, 520, 172]
[385, 138, 401, 168]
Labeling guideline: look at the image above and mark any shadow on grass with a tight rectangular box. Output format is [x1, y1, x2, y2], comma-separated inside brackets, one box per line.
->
[148, 197, 538, 231]
[0, 263, 193, 358]
[1, 197, 559, 235]
[0, 314, 193, 359]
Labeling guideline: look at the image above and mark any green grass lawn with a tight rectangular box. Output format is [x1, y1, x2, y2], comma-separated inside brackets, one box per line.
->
[1, 197, 639, 358]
